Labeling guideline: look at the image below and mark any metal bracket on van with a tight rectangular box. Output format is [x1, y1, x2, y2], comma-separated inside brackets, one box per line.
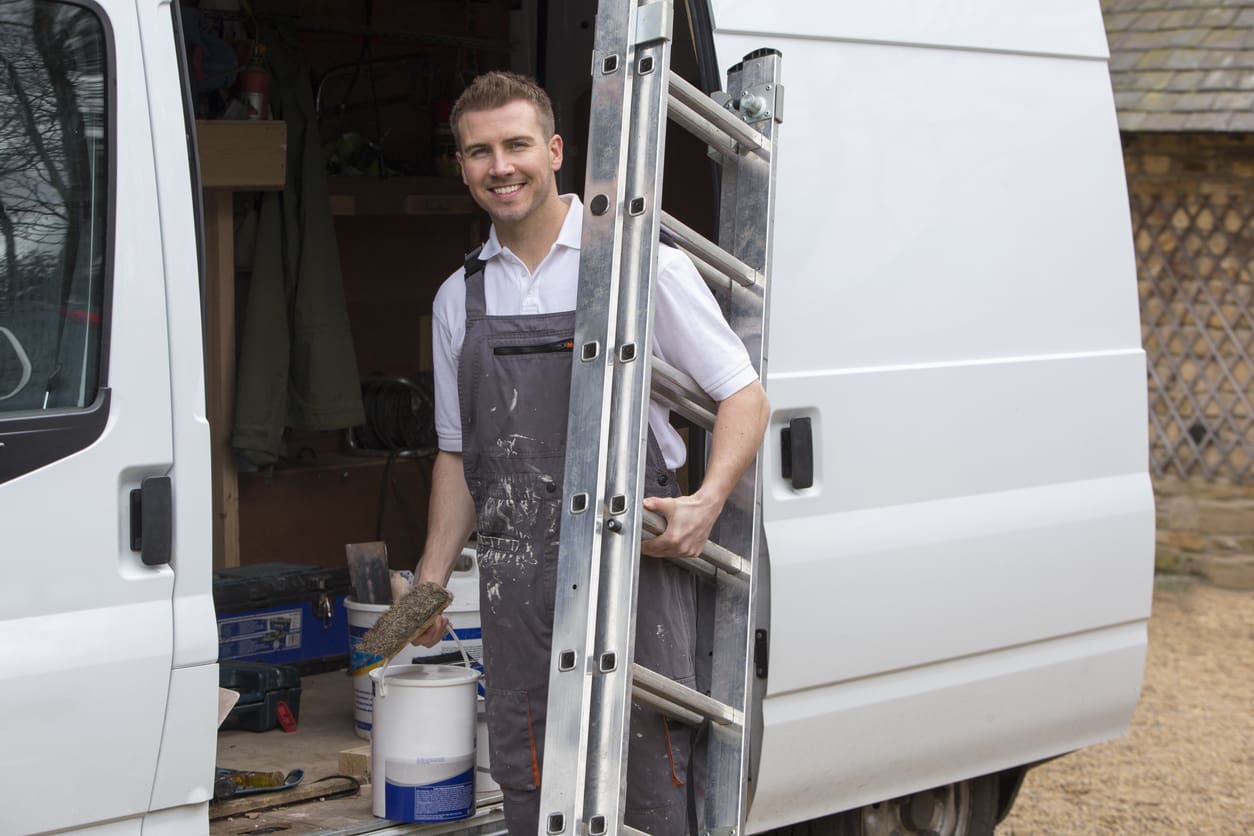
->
[736, 81, 783, 125]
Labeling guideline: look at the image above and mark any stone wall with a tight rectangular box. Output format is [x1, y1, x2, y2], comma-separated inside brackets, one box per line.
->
[1154, 476, 1254, 588]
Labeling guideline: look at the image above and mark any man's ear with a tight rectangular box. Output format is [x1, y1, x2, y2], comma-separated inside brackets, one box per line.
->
[549, 133, 564, 171]
[456, 152, 467, 185]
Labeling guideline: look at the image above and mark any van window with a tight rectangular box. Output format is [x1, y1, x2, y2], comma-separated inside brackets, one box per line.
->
[0, 1, 108, 416]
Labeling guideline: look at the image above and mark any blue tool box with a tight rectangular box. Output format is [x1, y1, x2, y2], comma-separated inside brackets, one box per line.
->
[213, 563, 351, 674]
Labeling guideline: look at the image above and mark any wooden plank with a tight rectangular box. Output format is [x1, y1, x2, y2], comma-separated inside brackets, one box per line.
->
[208, 776, 361, 820]
[204, 191, 240, 570]
[337, 744, 372, 780]
[197, 120, 287, 190]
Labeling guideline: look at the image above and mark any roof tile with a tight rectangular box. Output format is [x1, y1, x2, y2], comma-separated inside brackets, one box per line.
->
[1168, 70, 1207, 89]
[1105, 1, 1254, 131]
[1164, 49, 1207, 69]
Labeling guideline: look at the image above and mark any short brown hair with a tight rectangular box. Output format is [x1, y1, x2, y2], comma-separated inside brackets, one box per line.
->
[450, 71, 556, 149]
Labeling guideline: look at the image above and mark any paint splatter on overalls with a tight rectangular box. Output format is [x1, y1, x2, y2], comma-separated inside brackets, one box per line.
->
[458, 252, 697, 834]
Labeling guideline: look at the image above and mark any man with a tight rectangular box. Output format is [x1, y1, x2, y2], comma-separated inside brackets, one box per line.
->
[411, 70, 769, 834]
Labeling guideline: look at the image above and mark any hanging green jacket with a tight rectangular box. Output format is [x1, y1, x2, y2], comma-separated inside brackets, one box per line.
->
[232, 25, 364, 467]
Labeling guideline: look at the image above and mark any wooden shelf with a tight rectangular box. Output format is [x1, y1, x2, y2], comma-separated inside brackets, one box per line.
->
[327, 175, 477, 216]
[196, 120, 286, 191]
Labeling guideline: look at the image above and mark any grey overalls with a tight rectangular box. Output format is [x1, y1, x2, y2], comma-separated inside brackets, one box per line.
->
[458, 250, 697, 834]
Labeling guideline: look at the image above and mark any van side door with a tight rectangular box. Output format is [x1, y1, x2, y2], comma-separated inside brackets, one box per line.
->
[0, 0, 179, 832]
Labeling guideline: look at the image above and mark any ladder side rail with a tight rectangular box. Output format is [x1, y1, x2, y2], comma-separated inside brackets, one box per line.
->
[539, 0, 640, 830]
[700, 50, 784, 831]
[580, 20, 676, 835]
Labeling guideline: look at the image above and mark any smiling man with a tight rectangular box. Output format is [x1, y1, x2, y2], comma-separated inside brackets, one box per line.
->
[411, 71, 769, 834]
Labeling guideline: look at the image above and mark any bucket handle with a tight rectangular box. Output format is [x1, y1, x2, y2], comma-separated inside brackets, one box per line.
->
[376, 626, 473, 699]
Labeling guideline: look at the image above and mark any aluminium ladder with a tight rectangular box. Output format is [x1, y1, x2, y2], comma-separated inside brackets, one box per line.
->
[539, 0, 782, 833]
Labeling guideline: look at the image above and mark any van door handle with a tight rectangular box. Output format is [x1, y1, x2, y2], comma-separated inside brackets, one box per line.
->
[129, 476, 173, 566]
[780, 416, 813, 490]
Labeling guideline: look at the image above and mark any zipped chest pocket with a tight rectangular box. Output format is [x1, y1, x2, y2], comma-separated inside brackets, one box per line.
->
[493, 338, 574, 356]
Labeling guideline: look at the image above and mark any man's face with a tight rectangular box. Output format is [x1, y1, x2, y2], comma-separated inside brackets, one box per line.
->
[456, 100, 563, 230]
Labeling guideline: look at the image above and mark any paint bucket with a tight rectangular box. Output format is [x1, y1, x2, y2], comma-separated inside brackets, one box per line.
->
[474, 696, 499, 799]
[410, 549, 483, 672]
[370, 663, 480, 823]
[346, 548, 483, 740]
[346, 598, 391, 739]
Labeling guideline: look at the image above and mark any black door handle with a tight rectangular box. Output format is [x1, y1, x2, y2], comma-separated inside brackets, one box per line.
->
[780, 416, 814, 490]
[130, 476, 173, 566]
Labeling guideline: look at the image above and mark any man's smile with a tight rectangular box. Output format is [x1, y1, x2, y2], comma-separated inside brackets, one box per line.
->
[490, 184, 525, 195]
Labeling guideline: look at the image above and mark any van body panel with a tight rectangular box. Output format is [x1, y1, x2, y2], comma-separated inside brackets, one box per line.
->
[709, 0, 1110, 60]
[721, 42, 1138, 373]
[148, 663, 218, 810]
[711, 1, 1153, 825]
[746, 624, 1147, 832]
[136, 0, 217, 672]
[0, 0, 180, 831]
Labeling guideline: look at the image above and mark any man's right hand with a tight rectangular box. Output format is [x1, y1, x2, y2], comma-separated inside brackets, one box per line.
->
[408, 614, 450, 648]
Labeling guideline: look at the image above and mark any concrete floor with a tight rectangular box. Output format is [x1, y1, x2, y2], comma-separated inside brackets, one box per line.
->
[217, 668, 364, 779]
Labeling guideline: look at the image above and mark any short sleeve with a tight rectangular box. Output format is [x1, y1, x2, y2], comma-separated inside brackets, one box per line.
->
[651, 246, 758, 402]
[432, 269, 467, 452]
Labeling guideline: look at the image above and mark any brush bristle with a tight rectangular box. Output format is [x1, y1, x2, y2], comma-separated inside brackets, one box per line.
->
[357, 582, 454, 658]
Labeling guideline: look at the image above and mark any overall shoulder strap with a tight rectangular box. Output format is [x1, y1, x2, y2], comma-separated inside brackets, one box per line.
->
[463, 245, 487, 318]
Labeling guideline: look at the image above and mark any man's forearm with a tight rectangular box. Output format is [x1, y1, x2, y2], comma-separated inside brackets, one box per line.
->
[416, 450, 477, 586]
[694, 380, 771, 507]
[641, 380, 769, 557]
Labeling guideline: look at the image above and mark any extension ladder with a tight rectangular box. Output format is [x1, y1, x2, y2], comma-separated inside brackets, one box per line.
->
[539, 0, 782, 833]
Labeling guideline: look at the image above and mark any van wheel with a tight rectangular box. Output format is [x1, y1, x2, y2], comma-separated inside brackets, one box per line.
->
[765, 775, 999, 836]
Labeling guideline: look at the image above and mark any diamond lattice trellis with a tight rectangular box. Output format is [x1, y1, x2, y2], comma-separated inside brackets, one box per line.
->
[1133, 188, 1254, 483]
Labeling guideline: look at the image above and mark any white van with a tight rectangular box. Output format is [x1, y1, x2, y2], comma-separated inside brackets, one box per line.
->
[0, 0, 1152, 834]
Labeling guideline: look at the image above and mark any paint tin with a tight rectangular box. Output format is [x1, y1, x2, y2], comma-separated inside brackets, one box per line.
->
[370, 664, 480, 822]
[346, 548, 483, 739]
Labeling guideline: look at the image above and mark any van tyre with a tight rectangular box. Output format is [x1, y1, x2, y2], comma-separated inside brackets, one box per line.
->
[767, 775, 999, 836]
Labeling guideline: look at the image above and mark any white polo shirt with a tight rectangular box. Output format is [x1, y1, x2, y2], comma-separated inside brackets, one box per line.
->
[431, 194, 757, 470]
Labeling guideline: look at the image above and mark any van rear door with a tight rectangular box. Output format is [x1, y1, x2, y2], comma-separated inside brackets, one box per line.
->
[0, 1, 180, 832]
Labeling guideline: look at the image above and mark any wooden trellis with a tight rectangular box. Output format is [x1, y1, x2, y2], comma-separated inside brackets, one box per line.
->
[1133, 187, 1254, 483]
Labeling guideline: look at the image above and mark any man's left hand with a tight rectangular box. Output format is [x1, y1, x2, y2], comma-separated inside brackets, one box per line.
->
[640, 492, 721, 558]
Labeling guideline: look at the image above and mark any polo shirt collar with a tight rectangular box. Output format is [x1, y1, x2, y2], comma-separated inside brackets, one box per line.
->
[479, 194, 584, 262]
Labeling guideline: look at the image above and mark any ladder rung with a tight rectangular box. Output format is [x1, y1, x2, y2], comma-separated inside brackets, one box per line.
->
[632, 663, 744, 727]
[667, 94, 741, 159]
[668, 73, 772, 158]
[651, 358, 716, 430]
[661, 210, 760, 289]
[641, 509, 749, 578]
[630, 682, 707, 727]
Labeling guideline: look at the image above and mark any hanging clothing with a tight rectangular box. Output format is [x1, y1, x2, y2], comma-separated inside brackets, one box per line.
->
[231, 25, 363, 467]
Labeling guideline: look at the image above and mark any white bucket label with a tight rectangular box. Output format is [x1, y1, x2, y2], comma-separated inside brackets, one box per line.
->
[348, 622, 385, 677]
[384, 754, 474, 822]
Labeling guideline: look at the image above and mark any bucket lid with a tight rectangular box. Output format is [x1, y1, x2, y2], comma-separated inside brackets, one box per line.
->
[370, 663, 480, 687]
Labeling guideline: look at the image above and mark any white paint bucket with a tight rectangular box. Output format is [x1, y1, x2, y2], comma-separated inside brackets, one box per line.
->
[345, 598, 390, 740]
[370, 664, 480, 823]
[474, 696, 498, 799]
[346, 548, 483, 740]
[410, 550, 483, 672]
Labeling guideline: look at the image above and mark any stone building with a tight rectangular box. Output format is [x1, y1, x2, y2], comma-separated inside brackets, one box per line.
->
[1103, 0, 1254, 586]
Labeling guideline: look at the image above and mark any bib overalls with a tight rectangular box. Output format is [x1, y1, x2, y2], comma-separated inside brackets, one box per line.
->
[458, 251, 698, 834]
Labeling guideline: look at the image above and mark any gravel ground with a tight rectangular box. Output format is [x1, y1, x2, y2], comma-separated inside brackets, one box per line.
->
[999, 578, 1254, 834]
